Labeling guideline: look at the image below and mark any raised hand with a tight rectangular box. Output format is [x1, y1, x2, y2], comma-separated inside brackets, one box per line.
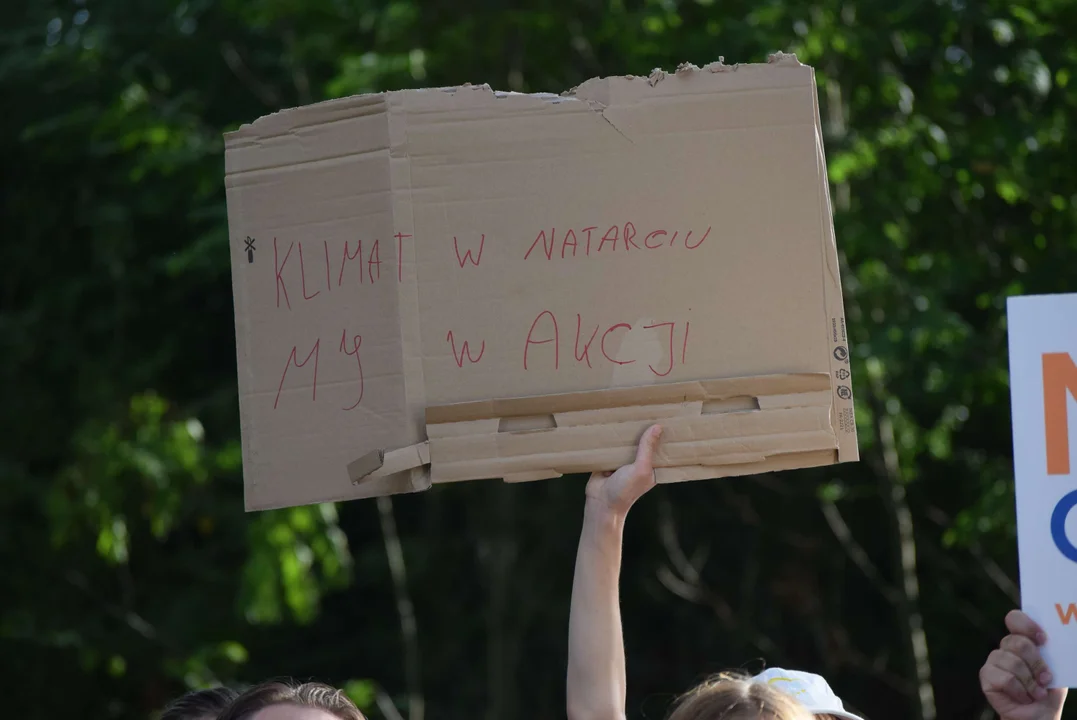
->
[584, 424, 663, 517]
[980, 610, 1067, 720]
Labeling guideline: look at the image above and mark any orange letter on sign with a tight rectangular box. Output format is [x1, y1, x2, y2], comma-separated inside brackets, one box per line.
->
[1056, 602, 1077, 625]
[1044, 352, 1077, 475]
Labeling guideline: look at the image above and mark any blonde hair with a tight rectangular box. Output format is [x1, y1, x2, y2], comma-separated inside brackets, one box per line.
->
[668, 672, 814, 720]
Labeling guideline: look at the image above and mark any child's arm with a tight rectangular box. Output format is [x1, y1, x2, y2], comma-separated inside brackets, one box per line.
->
[566, 425, 663, 720]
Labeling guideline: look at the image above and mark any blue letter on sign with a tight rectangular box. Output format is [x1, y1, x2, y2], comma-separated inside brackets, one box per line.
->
[1051, 489, 1077, 563]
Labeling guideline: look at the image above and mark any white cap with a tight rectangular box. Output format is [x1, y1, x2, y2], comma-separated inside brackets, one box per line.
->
[752, 668, 865, 720]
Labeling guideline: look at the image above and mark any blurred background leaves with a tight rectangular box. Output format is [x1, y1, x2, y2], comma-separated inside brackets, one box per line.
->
[4, 0, 1077, 718]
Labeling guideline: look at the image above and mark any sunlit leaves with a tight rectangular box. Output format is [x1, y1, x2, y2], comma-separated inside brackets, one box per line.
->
[326, 51, 420, 98]
[827, 137, 878, 184]
[343, 679, 377, 710]
[47, 392, 214, 559]
[241, 504, 352, 625]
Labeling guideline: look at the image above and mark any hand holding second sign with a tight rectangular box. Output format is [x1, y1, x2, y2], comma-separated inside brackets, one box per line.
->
[980, 610, 1067, 720]
[584, 425, 663, 517]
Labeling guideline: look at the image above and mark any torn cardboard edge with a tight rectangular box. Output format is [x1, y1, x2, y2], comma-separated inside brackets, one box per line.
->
[350, 373, 844, 488]
[224, 52, 808, 150]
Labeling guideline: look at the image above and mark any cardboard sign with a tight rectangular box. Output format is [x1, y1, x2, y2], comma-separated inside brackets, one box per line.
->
[225, 55, 859, 511]
[1008, 293, 1077, 687]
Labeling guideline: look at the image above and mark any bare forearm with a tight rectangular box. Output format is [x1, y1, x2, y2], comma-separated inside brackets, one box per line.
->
[567, 499, 628, 720]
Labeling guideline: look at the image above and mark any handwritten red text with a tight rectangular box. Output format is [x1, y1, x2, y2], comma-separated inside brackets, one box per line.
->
[273, 330, 368, 411]
[274, 235, 408, 312]
[446, 330, 486, 367]
[453, 234, 486, 268]
[523, 311, 692, 376]
[524, 223, 711, 261]
[339, 330, 364, 410]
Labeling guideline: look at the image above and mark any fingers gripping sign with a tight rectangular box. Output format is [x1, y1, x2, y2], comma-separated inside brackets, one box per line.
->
[585, 425, 663, 516]
[1005, 609, 1050, 647]
[980, 610, 1067, 720]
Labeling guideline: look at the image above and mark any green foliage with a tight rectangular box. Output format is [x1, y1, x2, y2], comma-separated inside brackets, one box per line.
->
[241, 504, 352, 625]
[343, 679, 378, 711]
[4, 0, 1077, 718]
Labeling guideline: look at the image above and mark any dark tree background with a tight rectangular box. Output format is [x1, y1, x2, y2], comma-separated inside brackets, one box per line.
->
[4, 0, 1077, 718]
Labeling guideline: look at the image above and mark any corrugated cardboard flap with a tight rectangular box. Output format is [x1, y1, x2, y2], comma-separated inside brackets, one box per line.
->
[424, 373, 838, 484]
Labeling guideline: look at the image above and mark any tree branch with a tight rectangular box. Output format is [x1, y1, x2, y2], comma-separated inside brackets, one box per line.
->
[656, 496, 779, 657]
[820, 498, 902, 606]
[867, 380, 937, 720]
[923, 505, 1019, 604]
[375, 688, 406, 720]
[377, 497, 424, 720]
[220, 42, 281, 107]
[282, 29, 313, 105]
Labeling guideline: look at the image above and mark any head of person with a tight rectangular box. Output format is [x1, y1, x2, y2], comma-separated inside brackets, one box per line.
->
[161, 687, 239, 720]
[752, 668, 865, 720]
[216, 680, 366, 720]
[667, 671, 814, 720]
[667, 669, 866, 720]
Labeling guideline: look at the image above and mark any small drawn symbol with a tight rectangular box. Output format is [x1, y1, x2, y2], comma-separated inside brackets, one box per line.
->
[837, 385, 852, 400]
[833, 345, 849, 362]
[836, 368, 850, 381]
[244, 236, 256, 264]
